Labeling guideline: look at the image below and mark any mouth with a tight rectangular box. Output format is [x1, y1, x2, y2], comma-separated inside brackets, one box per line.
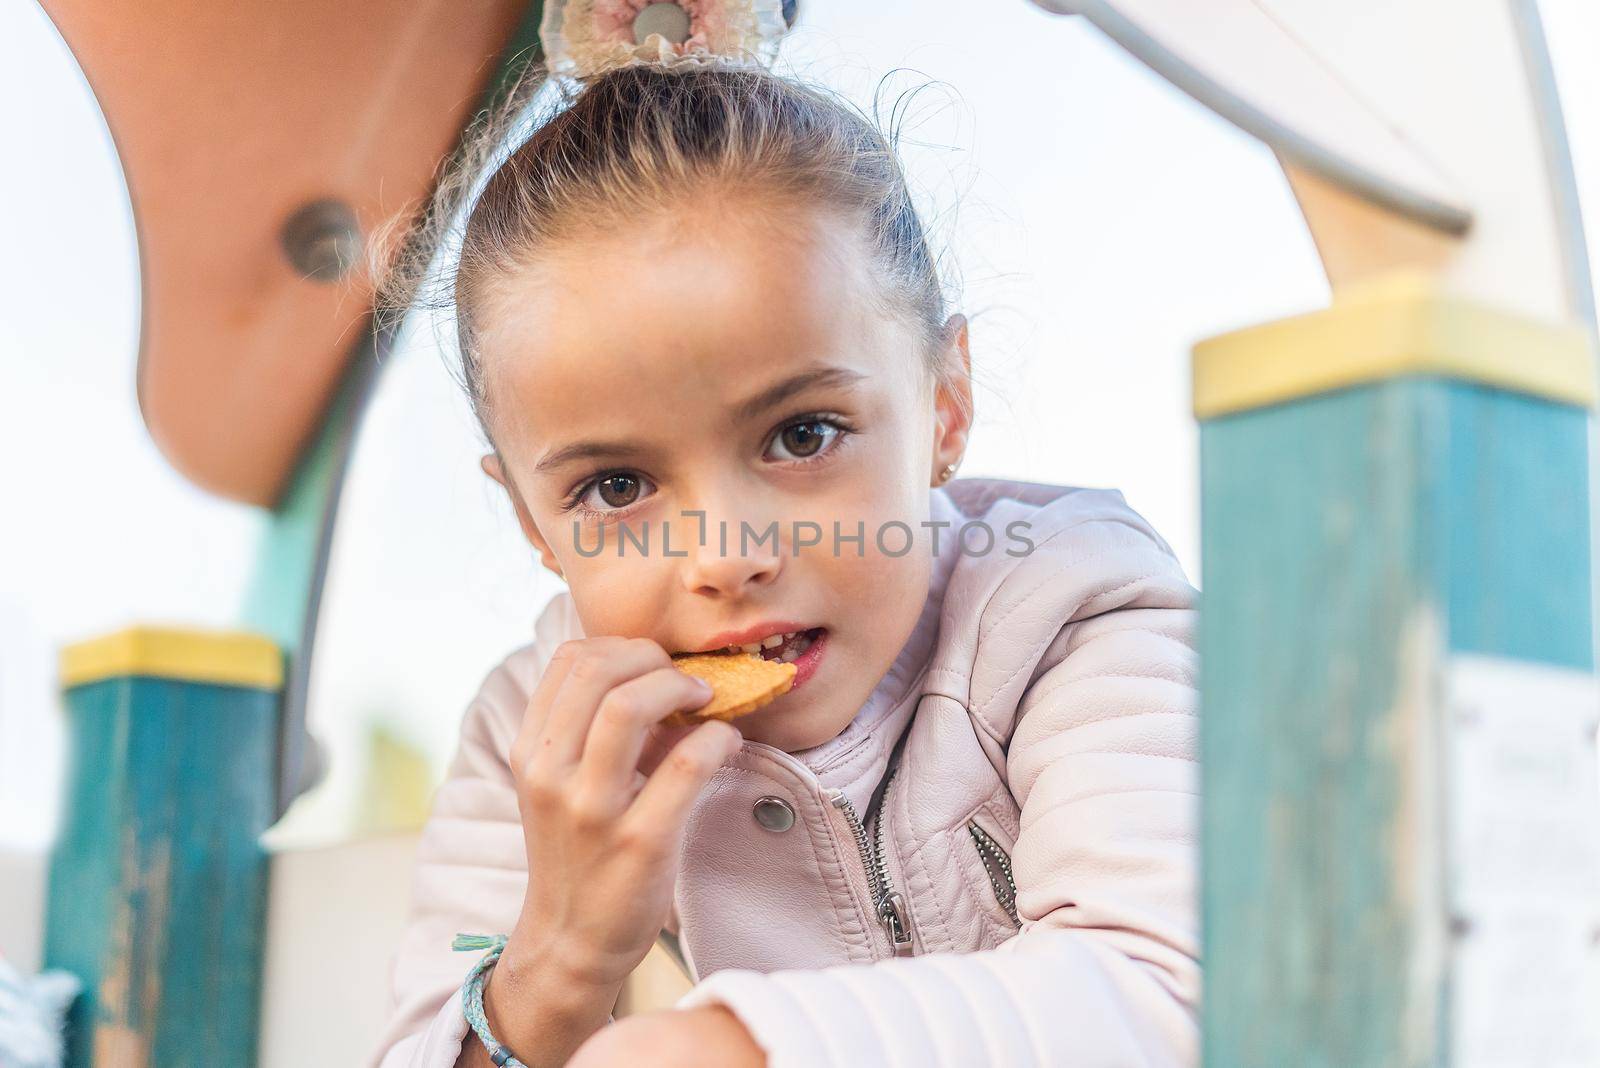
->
[689, 626, 826, 666]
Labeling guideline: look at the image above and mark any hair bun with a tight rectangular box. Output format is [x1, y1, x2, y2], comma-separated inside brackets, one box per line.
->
[540, 0, 792, 85]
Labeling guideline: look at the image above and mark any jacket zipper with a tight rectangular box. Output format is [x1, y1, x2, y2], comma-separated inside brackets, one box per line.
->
[967, 818, 1020, 926]
[829, 769, 914, 956]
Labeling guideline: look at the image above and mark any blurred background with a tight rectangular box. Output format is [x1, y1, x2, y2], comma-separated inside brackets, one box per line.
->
[2, 0, 1598, 1057]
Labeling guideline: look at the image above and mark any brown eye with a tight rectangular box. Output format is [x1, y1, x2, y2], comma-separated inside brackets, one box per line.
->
[766, 416, 849, 464]
[780, 421, 828, 458]
[596, 474, 640, 508]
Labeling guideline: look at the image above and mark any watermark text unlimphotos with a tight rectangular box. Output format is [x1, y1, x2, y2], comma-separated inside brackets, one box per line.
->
[569, 511, 1036, 559]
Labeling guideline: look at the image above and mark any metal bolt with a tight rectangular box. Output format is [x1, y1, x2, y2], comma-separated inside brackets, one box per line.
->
[280, 199, 362, 282]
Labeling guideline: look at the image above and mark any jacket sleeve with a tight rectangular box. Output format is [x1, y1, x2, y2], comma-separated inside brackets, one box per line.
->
[368, 596, 613, 1067]
[675, 518, 1200, 1068]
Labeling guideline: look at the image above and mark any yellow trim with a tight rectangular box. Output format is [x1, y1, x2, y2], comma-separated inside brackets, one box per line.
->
[1193, 273, 1598, 419]
[61, 627, 284, 691]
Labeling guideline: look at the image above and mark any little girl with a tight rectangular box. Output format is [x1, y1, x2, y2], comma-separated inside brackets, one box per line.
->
[372, 10, 1199, 1067]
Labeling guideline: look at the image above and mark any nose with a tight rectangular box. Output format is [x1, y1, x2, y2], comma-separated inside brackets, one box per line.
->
[678, 510, 783, 598]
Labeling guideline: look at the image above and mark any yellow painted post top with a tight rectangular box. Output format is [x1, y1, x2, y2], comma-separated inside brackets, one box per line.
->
[1192, 272, 1598, 419]
[60, 626, 284, 691]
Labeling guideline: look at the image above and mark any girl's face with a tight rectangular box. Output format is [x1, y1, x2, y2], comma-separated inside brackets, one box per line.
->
[475, 201, 971, 752]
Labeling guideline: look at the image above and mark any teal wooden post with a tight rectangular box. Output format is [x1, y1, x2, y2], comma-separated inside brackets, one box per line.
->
[45, 631, 281, 1066]
[1197, 275, 1600, 1065]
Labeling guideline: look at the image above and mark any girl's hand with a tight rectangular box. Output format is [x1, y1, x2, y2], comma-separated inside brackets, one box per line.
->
[567, 1006, 767, 1068]
[503, 636, 739, 989]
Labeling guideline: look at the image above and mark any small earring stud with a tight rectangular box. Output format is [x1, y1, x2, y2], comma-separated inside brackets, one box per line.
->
[936, 462, 958, 485]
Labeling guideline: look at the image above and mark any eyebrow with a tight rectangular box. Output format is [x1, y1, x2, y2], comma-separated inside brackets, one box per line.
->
[533, 365, 867, 474]
[533, 438, 647, 474]
[733, 365, 867, 423]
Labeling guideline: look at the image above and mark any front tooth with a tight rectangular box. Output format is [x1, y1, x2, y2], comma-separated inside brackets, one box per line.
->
[740, 642, 764, 655]
[761, 634, 784, 650]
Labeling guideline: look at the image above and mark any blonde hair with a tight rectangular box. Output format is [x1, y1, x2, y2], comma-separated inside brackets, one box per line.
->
[377, 60, 960, 441]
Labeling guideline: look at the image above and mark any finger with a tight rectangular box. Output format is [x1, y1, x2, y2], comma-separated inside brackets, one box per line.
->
[576, 667, 715, 800]
[637, 720, 702, 778]
[623, 722, 743, 839]
[510, 638, 589, 768]
[535, 638, 672, 767]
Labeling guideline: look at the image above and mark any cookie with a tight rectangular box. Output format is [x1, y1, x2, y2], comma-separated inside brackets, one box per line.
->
[665, 651, 796, 726]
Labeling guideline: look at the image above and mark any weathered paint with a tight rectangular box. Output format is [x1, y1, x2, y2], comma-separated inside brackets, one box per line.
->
[45, 674, 277, 1066]
[1200, 376, 1592, 1067]
[1440, 385, 1592, 666]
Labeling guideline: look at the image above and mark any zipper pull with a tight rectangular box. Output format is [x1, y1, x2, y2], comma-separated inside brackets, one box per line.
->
[878, 892, 914, 956]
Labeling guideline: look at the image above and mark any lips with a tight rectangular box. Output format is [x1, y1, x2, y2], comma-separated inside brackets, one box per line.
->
[675, 625, 830, 692]
[704, 628, 823, 664]
[786, 628, 828, 689]
[684, 626, 832, 668]
[683, 622, 821, 656]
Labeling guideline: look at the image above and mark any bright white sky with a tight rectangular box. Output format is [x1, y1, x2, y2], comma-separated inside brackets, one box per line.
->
[1, 0, 1597, 850]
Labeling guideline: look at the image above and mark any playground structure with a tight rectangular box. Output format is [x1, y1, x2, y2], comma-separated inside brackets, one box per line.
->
[30, 0, 1600, 1064]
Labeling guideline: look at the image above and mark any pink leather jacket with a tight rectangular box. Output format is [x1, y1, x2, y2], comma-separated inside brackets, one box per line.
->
[372, 477, 1200, 1067]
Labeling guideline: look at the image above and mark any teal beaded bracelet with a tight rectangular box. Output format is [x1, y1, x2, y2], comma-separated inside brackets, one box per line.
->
[453, 933, 527, 1067]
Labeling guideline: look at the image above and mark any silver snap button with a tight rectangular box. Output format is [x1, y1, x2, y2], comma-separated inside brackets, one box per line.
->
[752, 796, 795, 832]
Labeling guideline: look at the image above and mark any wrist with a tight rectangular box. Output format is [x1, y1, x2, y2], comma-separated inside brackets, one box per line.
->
[480, 932, 622, 1062]
[498, 927, 627, 996]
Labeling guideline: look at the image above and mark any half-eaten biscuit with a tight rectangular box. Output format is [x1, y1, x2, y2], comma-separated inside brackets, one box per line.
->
[666, 651, 796, 726]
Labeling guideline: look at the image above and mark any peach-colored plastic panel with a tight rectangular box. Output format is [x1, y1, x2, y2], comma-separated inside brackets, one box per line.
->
[40, 0, 531, 505]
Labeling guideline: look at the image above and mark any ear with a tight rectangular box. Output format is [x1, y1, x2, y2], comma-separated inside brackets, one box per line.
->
[480, 453, 565, 579]
[930, 313, 974, 483]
